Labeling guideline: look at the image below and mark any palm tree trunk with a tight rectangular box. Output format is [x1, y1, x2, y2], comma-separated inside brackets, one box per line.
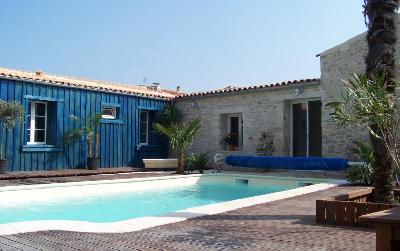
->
[365, 0, 399, 203]
[177, 150, 185, 174]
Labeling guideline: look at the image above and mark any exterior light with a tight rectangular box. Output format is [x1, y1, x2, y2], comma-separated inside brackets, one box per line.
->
[294, 87, 304, 95]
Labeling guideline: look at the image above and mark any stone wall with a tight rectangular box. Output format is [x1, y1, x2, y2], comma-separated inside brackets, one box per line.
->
[175, 83, 322, 167]
[319, 33, 370, 159]
[320, 28, 400, 159]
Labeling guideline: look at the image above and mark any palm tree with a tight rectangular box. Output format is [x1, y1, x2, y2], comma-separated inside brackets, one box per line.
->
[364, 0, 399, 203]
[154, 119, 201, 174]
[155, 103, 183, 157]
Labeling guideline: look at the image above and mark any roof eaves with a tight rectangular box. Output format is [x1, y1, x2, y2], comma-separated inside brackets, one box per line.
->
[173, 78, 320, 100]
[0, 73, 173, 100]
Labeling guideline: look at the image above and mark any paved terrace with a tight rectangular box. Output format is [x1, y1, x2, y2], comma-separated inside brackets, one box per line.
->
[0, 172, 374, 251]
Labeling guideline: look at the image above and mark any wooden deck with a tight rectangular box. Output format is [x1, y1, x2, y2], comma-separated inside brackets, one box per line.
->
[0, 174, 376, 251]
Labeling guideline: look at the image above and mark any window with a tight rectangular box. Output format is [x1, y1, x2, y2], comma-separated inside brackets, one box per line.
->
[102, 106, 117, 119]
[221, 113, 243, 151]
[140, 110, 149, 144]
[27, 101, 47, 144]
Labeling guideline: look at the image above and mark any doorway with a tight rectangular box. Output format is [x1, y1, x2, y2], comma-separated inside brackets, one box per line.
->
[291, 100, 322, 157]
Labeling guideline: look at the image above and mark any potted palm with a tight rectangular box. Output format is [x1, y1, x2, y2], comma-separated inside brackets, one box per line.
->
[0, 100, 24, 174]
[154, 119, 201, 174]
[64, 113, 102, 170]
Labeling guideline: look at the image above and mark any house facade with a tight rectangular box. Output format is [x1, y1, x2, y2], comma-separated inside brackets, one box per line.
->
[0, 68, 173, 172]
[174, 27, 400, 166]
[2, 26, 399, 172]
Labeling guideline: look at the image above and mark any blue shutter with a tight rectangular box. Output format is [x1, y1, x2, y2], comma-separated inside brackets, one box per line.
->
[46, 102, 58, 145]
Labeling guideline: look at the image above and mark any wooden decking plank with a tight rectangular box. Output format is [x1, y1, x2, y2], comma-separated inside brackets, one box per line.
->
[50, 232, 123, 251]
[335, 201, 346, 226]
[315, 200, 326, 224]
[356, 202, 368, 227]
[345, 201, 356, 226]
[325, 200, 336, 225]
[0, 235, 46, 251]
[21, 233, 81, 251]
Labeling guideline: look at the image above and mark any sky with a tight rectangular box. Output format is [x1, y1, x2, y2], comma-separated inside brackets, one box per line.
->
[0, 1, 367, 92]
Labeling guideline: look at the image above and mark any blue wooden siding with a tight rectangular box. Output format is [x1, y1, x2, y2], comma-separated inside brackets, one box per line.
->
[0, 78, 169, 171]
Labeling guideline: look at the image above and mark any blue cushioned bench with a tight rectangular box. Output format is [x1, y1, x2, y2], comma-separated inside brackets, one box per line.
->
[225, 156, 348, 171]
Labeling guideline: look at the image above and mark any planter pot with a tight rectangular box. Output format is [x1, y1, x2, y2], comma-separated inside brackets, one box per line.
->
[0, 159, 7, 174]
[87, 157, 100, 170]
[229, 145, 236, 151]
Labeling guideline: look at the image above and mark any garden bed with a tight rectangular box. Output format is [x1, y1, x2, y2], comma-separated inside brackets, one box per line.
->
[316, 187, 398, 227]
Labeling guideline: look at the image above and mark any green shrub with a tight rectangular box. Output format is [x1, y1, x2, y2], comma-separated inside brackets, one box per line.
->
[0, 100, 24, 160]
[346, 141, 374, 185]
[186, 152, 208, 174]
[256, 131, 274, 156]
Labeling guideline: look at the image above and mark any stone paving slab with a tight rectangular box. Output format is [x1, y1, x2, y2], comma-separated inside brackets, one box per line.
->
[0, 185, 375, 251]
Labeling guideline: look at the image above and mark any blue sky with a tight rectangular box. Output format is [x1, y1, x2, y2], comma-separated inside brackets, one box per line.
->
[0, 1, 366, 92]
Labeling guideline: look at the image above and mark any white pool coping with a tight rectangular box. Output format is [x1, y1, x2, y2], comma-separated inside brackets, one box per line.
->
[0, 173, 345, 235]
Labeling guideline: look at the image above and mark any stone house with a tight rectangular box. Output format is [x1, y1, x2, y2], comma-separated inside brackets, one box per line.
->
[175, 27, 400, 165]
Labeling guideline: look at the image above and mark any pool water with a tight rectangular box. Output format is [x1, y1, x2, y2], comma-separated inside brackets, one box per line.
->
[0, 179, 297, 224]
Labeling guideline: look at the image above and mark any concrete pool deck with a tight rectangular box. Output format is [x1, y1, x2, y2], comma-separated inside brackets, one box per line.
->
[0, 171, 374, 250]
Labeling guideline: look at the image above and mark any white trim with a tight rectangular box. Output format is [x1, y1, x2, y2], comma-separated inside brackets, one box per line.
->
[101, 106, 117, 119]
[0, 173, 343, 235]
[139, 110, 149, 145]
[27, 101, 47, 145]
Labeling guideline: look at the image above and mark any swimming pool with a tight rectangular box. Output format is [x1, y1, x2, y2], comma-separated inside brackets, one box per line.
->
[0, 173, 341, 234]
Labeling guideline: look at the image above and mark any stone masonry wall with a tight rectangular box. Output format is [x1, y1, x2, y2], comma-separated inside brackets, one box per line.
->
[175, 84, 322, 167]
[320, 29, 400, 159]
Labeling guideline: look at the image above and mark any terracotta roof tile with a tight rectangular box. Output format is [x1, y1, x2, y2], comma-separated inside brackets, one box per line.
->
[173, 78, 319, 99]
[0, 67, 180, 99]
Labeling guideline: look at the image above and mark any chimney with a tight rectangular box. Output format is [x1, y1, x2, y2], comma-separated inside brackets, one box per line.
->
[176, 85, 181, 92]
[150, 82, 161, 91]
[35, 70, 43, 76]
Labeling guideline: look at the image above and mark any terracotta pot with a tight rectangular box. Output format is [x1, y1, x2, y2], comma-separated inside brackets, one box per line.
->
[0, 159, 8, 174]
[229, 144, 236, 151]
[87, 157, 100, 170]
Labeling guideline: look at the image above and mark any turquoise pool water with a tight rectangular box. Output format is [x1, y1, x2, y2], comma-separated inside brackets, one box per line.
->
[0, 178, 304, 224]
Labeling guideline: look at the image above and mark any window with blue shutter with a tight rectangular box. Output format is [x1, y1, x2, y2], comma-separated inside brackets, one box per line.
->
[22, 96, 63, 152]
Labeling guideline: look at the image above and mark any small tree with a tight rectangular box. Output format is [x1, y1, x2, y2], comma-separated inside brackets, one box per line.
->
[256, 131, 274, 156]
[0, 100, 24, 160]
[154, 119, 201, 174]
[155, 103, 183, 157]
[64, 113, 102, 159]
[326, 73, 398, 202]
[347, 141, 374, 185]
